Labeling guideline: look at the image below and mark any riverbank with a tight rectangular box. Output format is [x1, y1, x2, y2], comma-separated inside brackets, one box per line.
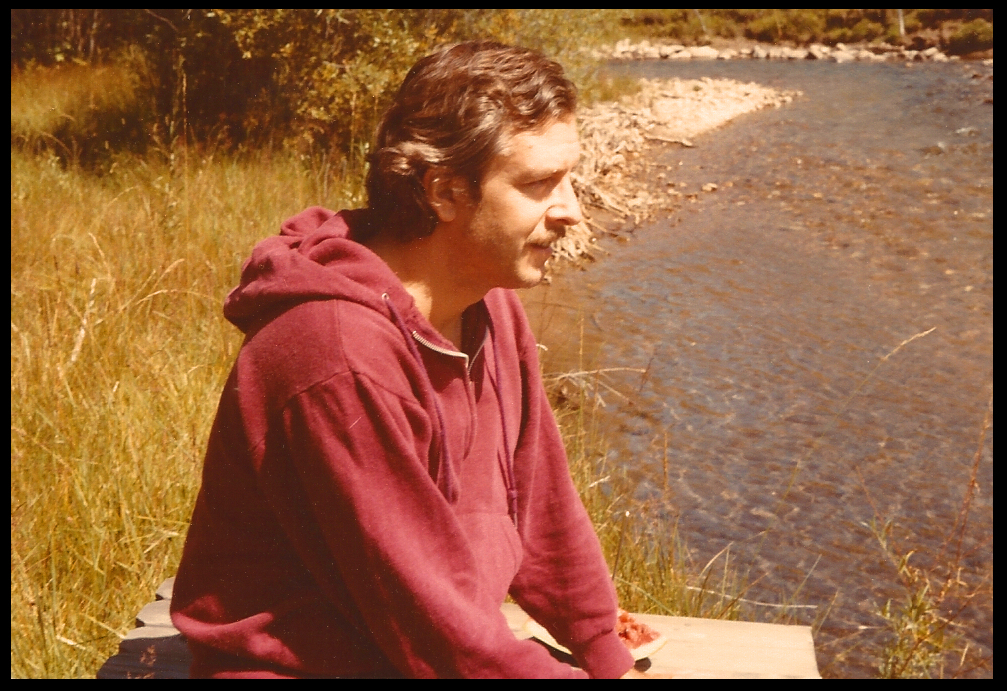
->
[11, 55, 989, 678]
[556, 76, 802, 269]
[9, 65, 808, 678]
[593, 37, 994, 65]
[557, 47, 992, 270]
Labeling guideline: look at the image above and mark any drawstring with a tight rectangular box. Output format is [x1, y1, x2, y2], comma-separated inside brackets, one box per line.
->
[382, 293, 517, 529]
[487, 319, 519, 531]
[383, 294, 458, 503]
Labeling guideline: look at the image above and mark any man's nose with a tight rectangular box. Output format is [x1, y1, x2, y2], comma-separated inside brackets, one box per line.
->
[548, 174, 584, 228]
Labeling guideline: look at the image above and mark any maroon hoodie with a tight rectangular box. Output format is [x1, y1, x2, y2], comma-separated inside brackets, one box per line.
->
[169, 207, 634, 678]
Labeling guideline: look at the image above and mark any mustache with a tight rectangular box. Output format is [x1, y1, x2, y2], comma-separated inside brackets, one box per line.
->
[537, 225, 571, 246]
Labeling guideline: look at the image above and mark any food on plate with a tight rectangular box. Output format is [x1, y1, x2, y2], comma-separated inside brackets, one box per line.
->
[523, 609, 668, 662]
[616, 609, 662, 650]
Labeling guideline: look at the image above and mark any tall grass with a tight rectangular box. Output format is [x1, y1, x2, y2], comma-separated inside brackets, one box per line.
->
[864, 387, 994, 678]
[13, 51, 990, 679]
[10, 59, 152, 167]
[10, 144, 364, 677]
[11, 144, 739, 678]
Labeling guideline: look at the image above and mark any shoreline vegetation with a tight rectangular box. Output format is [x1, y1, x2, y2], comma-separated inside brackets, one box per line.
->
[555, 77, 801, 268]
[11, 9, 992, 679]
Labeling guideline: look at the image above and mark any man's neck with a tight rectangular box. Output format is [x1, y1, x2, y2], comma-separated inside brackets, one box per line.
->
[363, 233, 482, 348]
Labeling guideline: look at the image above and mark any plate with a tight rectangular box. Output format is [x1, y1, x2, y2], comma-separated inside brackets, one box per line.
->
[523, 618, 669, 661]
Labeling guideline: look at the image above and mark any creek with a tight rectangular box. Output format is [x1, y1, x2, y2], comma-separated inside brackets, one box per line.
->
[524, 57, 993, 678]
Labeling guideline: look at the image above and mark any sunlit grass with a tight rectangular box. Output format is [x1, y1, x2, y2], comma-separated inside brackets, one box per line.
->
[8, 55, 733, 675]
[10, 143, 363, 677]
[8, 57, 740, 678]
[10, 59, 153, 167]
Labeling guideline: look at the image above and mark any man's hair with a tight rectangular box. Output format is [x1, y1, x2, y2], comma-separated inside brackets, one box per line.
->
[364, 40, 578, 243]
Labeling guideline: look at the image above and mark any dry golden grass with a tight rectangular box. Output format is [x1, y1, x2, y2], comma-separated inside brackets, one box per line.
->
[10, 144, 364, 677]
[11, 60, 152, 166]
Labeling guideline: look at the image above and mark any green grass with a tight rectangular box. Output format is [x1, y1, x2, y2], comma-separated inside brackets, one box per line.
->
[10, 144, 365, 677]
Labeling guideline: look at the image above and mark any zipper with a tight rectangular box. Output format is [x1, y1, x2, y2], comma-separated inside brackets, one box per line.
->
[411, 331, 487, 375]
[412, 327, 515, 528]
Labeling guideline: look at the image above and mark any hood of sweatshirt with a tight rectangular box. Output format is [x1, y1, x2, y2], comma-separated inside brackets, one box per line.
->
[223, 206, 424, 339]
[222, 206, 482, 506]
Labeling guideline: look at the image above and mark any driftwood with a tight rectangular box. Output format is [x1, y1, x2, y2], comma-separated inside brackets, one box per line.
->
[553, 77, 801, 269]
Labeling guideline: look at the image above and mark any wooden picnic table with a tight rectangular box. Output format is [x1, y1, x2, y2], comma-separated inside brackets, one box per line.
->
[98, 578, 819, 679]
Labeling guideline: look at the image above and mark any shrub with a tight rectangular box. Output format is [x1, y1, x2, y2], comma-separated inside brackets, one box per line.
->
[10, 57, 153, 168]
[946, 19, 994, 55]
[11, 10, 622, 160]
[848, 18, 886, 44]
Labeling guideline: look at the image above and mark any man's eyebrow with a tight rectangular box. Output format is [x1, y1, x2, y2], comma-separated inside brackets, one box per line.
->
[525, 157, 581, 178]
[525, 167, 565, 178]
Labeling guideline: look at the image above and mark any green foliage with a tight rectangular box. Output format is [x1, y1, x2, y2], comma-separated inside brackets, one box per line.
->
[745, 12, 787, 44]
[12, 8, 992, 166]
[10, 60, 150, 168]
[213, 9, 619, 155]
[914, 9, 994, 25]
[946, 18, 995, 55]
[621, 10, 708, 43]
[10, 9, 621, 160]
[617, 9, 994, 48]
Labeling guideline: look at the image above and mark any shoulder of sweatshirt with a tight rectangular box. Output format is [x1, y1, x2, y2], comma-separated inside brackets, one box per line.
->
[230, 288, 537, 408]
[234, 297, 421, 410]
[483, 289, 540, 360]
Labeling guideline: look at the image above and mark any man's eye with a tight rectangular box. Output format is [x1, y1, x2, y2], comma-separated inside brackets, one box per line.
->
[523, 178, 554, 192]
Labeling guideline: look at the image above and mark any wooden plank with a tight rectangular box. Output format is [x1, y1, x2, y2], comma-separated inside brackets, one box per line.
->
[503, 604, 820, 679]
[99, 580, 820, 679]
[96, 579, 189, 679]
[628, 611, 819, 679]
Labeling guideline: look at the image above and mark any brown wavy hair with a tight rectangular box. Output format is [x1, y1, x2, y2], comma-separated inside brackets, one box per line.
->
[364, 41, 577, 242]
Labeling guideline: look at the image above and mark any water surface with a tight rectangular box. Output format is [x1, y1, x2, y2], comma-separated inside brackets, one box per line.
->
[525, 58, 993, 678]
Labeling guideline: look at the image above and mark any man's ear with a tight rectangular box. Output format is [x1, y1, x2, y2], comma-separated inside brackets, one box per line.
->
[423, 168, 471, 223]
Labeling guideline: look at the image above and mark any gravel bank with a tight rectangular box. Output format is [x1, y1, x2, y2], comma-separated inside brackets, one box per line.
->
[554, 77, 801, 267]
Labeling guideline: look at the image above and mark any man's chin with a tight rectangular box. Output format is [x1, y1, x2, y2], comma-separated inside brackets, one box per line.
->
[512, 268, 547, 290]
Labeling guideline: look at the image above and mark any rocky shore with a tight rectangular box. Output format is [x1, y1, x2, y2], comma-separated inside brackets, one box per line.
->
[594, 38, 975, 64]
[553, 76, 801, 268]
[551, 39, 992, 270]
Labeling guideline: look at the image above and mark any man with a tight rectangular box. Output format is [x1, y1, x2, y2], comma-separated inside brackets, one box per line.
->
[170, 40, 635, 679]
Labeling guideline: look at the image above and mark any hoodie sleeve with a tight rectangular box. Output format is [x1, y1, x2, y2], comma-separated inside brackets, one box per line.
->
[260, 363, 593, 679]
[488, 291, 636, 680]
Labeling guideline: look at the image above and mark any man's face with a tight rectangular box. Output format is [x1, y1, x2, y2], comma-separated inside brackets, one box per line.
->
[446, 115, 583, 293]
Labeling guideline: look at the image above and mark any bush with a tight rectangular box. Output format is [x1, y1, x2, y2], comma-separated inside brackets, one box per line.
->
[848, 18, 886, 44]
[946, 19, 994, 55]
[11, 10, 622, 160]
[745, 15, 782, 44]
[10, 57, 153, 168]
